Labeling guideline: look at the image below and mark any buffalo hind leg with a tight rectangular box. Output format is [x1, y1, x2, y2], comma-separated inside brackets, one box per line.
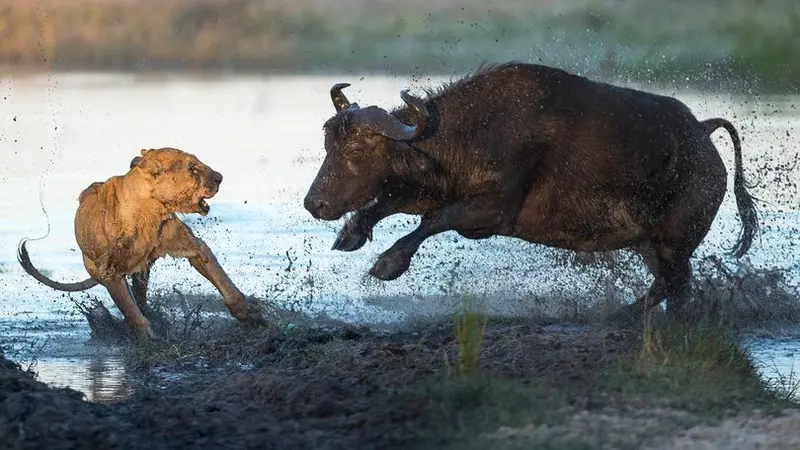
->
[614, 138, 725, 326]
[650, 177, 724, 323]
[160, 219, 267, 325]
[607, 244, 667, 326]
[654, 247, 694, 321]
[610, 244, 701, 327]
[369, 197, 515, 280]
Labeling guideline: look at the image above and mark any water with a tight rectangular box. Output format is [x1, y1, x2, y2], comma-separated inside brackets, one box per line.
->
[0, 72, 798, 402]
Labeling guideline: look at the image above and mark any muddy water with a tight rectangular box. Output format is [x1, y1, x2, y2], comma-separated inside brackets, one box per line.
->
[0, 73, 798, 402]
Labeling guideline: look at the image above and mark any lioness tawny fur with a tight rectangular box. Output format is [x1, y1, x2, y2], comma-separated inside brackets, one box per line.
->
[18, 147, 265, 339]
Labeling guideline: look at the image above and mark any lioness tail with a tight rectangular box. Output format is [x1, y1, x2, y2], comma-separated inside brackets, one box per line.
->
[17, 239, 99, 292]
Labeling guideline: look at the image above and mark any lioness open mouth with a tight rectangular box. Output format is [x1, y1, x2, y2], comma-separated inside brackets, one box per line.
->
[198, 198, 211, 215]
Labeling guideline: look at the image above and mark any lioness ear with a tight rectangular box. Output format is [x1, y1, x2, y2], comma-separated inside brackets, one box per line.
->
[132, 150, 162, 175]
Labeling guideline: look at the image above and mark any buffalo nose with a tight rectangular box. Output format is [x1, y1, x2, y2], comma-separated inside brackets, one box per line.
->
[304, 195, 329, 219]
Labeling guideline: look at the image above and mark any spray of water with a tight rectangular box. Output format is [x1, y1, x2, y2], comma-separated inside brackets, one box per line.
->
[21, 1, 63, 248]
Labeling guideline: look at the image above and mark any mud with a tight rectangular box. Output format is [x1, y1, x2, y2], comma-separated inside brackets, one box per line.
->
[2, 254, 799, 449]
[2, 310, 799, 450]
[0, 318, 628, 449]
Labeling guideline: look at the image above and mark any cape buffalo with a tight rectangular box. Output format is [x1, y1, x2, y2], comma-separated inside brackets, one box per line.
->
[303, 62, 759, 320]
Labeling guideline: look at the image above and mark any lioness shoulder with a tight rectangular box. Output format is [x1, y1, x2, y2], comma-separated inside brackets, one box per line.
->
[77, 181, 105, 203]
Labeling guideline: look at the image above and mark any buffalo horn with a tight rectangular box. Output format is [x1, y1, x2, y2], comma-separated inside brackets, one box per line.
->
[369, 90, 430, 141]
[330, 83, 352, 112]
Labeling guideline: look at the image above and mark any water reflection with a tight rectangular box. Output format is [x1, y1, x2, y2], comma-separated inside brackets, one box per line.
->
[32, 354, 133, 404]
[747, 338, 800, 401]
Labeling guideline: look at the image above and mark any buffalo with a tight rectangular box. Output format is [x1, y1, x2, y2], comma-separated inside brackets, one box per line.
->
[303, 62, 759, 320]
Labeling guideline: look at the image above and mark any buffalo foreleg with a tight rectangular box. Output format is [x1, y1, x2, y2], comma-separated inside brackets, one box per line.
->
[369, 198, 513, 280]
[332, 202, 386, 252]
[332, 194, 418, 252]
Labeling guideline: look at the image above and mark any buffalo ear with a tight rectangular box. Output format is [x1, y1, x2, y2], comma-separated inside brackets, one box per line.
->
[391, 144, 436, 177]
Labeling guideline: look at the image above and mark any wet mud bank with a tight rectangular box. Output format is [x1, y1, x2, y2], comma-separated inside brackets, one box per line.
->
[2, 312, 799, 450]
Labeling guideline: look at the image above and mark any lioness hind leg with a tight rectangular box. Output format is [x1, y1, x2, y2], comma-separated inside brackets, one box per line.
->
[160, 219, 266, 325]
[130, 261, 152, 314]
[83, 254, 155, 340]
[104, 277, 156, 340]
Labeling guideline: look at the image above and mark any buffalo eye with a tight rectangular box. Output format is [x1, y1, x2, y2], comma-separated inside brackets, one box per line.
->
[341, 140, 362, 158]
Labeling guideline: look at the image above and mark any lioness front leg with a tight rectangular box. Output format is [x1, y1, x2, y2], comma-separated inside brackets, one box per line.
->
[160, 219, 266, 325]
[369, 197, 515, 280]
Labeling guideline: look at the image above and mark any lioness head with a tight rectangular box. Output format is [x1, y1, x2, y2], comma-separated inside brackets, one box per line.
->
[129, 147, 223, 216]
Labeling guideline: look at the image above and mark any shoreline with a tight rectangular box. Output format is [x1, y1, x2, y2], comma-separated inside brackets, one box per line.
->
[2, 314, 799, 449]
[3, 64, 797, 97]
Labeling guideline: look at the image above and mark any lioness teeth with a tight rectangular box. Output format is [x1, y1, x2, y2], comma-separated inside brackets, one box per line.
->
[198, 199, 209, 212]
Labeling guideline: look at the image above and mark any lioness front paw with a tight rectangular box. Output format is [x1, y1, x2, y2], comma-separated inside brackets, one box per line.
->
[369, 248, 413, 281]
[331, 219, 372, 252]
[134, 324, 158, 341]
[227, 297, 268, 325]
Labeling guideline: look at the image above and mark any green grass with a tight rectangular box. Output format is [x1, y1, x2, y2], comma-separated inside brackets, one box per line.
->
[452, 295, 488, 377]
[1, 0, 798, 93]
[422, 321, 797, 449]
[618, 320, 790, 415]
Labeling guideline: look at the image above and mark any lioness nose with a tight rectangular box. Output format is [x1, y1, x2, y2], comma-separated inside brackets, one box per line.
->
[211, 171, 223, 186]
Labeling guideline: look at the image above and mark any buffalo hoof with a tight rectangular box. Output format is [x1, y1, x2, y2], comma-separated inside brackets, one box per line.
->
[369, 248, 413, 281]
[665, 302, 697, 325]
[331, 220, 372, 252]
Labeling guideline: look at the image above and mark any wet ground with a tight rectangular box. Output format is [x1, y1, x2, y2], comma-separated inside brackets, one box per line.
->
[2, 312, 800, 450]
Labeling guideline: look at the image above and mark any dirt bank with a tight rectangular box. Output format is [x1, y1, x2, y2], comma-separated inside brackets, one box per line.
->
[2, 313, 798, 450]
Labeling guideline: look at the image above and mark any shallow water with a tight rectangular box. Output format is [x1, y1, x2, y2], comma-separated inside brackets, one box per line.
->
[0, 72, 798, 402]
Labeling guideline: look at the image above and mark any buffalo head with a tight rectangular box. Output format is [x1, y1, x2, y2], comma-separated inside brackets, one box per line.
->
[303, 83, 433, 221]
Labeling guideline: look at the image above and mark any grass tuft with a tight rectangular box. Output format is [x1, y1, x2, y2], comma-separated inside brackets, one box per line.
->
[617, 319, 794, 416]
[453, 295, 488, 377]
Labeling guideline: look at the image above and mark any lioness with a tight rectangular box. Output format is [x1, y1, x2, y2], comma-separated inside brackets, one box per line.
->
[18, 147, 265, 339]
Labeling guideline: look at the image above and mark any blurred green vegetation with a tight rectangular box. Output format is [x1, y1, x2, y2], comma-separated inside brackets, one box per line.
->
[0, 0, 798, 92]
